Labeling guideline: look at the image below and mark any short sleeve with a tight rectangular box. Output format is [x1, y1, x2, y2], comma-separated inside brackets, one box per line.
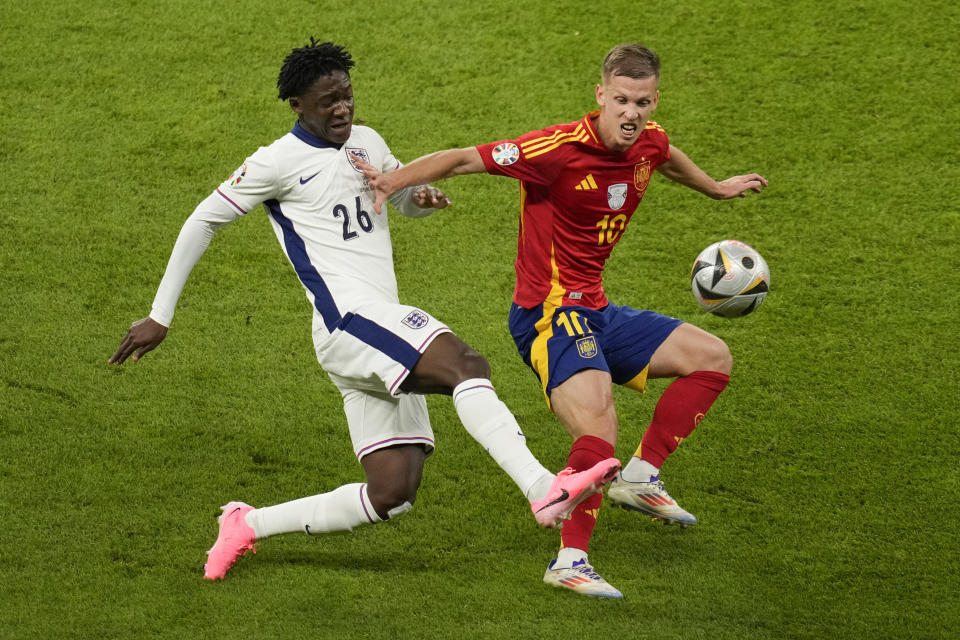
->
[476, 130, 567, 186]
[647, 122, 671, 167]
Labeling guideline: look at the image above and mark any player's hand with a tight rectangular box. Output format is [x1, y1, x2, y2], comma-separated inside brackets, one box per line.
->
[108, 317, 168, 365]
[412, 185, 452, 209]
[715, 174, 768, 199]
[355, 160, 392, 215]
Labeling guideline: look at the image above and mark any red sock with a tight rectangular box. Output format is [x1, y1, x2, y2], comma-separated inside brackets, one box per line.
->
[560, 435, 614, 553]
[637, 371, 729, 468]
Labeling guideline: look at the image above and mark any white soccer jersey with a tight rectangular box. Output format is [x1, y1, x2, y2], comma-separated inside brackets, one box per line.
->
[148, 122, 448, 455]
[150, 122, 431, 338]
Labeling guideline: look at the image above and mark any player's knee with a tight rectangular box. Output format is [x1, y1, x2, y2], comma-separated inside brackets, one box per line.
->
[705, 337, 733, 374]
[367, 484, 418, 520]
[457, 347, 491, 381]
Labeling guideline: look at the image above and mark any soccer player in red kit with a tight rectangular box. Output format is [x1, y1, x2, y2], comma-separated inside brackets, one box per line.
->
[362, 43, 766, 598]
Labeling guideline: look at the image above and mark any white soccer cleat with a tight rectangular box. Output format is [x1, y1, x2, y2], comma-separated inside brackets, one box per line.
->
[607, 472, 698, 527]
[543, 558, 623, 599]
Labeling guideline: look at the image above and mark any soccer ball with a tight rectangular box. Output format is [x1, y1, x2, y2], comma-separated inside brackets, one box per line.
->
[690, 240, 770, 317]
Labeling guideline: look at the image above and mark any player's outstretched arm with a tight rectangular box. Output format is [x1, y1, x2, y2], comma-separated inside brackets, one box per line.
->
[108, 197, 234, 365]
[657, 144, 767, 199]
[360, 147, 484, 214]
[109, 317, 168, 364]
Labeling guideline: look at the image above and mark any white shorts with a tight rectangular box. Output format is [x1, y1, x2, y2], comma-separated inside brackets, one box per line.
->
[340, 388, 434, 460]
[313, 301, 451, 459]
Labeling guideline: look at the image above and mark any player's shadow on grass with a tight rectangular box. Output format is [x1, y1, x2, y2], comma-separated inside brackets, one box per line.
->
[261, 548, 434, 574]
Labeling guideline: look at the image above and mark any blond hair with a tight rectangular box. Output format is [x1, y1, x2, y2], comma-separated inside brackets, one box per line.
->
[602, 44, 660, 82]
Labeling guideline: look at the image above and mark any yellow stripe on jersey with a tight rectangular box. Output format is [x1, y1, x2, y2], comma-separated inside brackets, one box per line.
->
[645, 120, 665, 133]
[582, 115, 601, 144]
[524, 131, 591, 159]
[529, 247, 567, 407]
[518, 182, 527, 245]
[521, 124, 585, 153]
[521, 124, 591, 160]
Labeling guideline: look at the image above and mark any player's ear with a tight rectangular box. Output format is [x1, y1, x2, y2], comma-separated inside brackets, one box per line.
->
[288, 96, 304, 116]
[595, 83, 604, 106]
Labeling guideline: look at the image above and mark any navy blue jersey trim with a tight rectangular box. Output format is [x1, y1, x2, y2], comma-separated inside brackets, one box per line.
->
[292, 121, 343, 149]
[338, 312, 422, 371]
[265, 200, 342, 331]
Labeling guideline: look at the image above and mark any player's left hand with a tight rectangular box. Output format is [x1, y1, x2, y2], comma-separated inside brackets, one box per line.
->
[412, 185, 452, 209]
[716, 174, 768, 199]
[355, 160, 392, 214]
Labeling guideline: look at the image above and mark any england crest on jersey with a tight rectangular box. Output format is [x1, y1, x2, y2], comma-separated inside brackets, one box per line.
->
[402, 310, 429, 330]
[607, 183, 628, 210]
[346, 147, 370, 173]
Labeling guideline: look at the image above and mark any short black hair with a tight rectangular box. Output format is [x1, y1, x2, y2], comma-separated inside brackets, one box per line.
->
[277, 38, 355, 101]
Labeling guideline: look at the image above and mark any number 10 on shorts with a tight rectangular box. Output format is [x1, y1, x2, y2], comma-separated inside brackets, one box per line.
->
[556, 310, 591, 337]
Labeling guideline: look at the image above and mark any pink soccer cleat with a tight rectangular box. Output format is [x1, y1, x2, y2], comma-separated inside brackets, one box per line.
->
[530, 458, 621, 527]
[203, 501, 256, 580]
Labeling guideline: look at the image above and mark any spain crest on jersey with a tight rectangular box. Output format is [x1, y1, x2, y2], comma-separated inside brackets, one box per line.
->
[576, 336, 598, 359]
[346, 147, 370, 174]
[634, 160, 652, 194]
[607, 183, 628, 210]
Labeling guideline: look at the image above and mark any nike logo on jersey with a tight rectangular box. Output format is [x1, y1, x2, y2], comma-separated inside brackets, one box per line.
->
[535, 489, 569, 513]
[299, 170, 322, 185]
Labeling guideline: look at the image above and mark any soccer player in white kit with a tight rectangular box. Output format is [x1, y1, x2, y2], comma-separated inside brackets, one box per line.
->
[108, 39, 620, 581]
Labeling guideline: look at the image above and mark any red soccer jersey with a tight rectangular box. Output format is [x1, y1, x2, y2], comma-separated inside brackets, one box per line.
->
[477, 110, 670, 310]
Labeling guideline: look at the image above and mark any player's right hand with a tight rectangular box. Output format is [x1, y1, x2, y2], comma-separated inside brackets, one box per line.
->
[716, 173, 768, 199]
[109, 317, 168, 365]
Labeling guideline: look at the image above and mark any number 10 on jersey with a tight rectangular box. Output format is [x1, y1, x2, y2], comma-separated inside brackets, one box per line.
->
[596, 214, 627, 245]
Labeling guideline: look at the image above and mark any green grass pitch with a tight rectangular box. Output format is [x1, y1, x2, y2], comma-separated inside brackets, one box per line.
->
[1, 0, 958, 638]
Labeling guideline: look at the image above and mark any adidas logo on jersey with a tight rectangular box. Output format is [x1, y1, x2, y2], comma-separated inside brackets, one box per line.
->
[574, 174, 598, 191]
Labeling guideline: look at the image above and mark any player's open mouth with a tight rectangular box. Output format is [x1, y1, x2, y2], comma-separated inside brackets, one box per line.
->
[620, 123, 637, 136]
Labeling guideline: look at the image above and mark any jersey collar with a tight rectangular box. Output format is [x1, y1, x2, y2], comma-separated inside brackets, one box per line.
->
[291, 121, 344, 149]
[581, 110, 603, 146]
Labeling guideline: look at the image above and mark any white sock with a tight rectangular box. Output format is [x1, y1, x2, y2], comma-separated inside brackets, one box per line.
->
[452, 378, 554, 501]
[621, 457, 659, 483]
[555, 547, 588, 569]
[245, 483, 381, 539]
